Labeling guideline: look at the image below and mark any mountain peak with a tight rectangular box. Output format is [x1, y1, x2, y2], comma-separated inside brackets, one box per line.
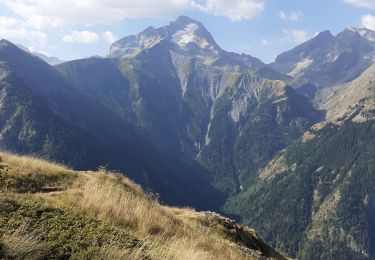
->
[0, 39, 18, 50]
[343, 27, 375, 43]
[174, 15, 199, 26]
[316, 30, 334, 39]
[167, 17, 220, 54]
[109, 16, 221, 58]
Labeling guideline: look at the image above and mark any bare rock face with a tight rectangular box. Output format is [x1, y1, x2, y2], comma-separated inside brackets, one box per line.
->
[109, 16, 221, 59]
[271, 28, 375, 88]
[200, 212, 288, 260]
[109, 16, 264, 69]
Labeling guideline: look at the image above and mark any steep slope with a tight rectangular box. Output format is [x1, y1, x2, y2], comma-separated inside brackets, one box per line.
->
[16, 44, 64, 65]
[0, 40, 142, 170]
[0, 151, 287, 260]
[0, 40, 222, 210]
[272, 28, 375, 88]
[57, 16, 321, 198]
[225, 66, 375, 259]
[226, 118, 375, 259]
[317, 63, 375, 122]
[0, 41, 110, 168]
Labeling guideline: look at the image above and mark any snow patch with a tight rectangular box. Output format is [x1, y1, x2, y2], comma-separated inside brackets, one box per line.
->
[138, 34, 163, 49]
[172, 23, 211, 50]
[349, 27, 375, 43]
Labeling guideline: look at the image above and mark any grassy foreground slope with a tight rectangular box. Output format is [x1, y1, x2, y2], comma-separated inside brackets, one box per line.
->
[0, 152, 286, 260]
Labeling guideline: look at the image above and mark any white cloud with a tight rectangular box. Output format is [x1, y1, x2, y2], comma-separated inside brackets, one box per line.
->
[191, 0, 265, 21]
[0, 0, 192, 29]
[261, 38, 270, 45]
[103, 31, 118, 44]
[343, 0, 375, 9]
[27, 46, 51, 56]
[278, 11, 303, 21]
[0, 0, 266, 29]
[0, 16, 47, 46]
[282, 29, 308, 44]
[362, 14, 375, 30]
[62, 31, 99, 43]
[259, 30, 308, 46]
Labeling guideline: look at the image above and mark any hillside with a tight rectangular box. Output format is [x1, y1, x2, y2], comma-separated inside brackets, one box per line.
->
[223, 27, 375, 259]
[0, 152, 286, 260]
[0, 39, 223, 210]
[225, 112, 375, 259]
[317, 63, 375, 122]
[56, 16, 322, 197]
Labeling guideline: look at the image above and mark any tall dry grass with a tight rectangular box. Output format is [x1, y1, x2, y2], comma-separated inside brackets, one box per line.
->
[1, 152, 71, 175]
[0, 152, 254, 260]
[0, 152, 76, 192]
[60, 172, 252, 260]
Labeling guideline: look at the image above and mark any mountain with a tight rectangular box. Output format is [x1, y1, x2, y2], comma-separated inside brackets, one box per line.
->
[271, 27, 375, 88]
[0, 151, 287, 260]
[0, 39, 222, 210]
[109, 15, 265, 69]
[16, 44, 64, 65]
[0, 16, 322, 216]
[225, 112, 375, 259]
[57, 16, 321, 198]
[32, 52, 64, 65]
[225, 32, 375, 258]
[317, 63, 375, 122]
[2, 15, 375, 260]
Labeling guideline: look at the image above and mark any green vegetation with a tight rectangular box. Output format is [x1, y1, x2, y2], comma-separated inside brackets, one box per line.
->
[0, 197, 143, 260]
[198, 85, 321, 195]
[225, 119, 375, 259]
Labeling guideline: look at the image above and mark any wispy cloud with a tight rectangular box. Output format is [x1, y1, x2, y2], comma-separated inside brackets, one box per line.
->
[103, 31, 118, 44]
[0, 16, 47, 46]
[62, 31, 99, 44]
[263, 29, 309, 46]
[191, 0, 265, 21]
[362, 14, 375, 30]
[343, 0, 375, 9]
[0, 0, 192, 29]
[261, 38, 270, 45]
[0, 0, 265, 30]
[278, 11, 303, 21]
[282, 29, 308, 43]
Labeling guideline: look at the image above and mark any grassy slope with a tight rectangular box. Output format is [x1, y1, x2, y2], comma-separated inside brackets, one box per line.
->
[225, 120, 375, 259]
[0, 152, 286, 260]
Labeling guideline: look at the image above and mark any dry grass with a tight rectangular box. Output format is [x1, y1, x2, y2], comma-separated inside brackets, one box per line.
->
[0, 223, 47, 260]
[0, 152, 259, 260]
[0, 152, 76, 193]
[50, 171, 252, 260]
[1, 152, 70, 173]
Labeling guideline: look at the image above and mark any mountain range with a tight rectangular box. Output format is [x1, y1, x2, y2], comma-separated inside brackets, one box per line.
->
[1, 15, 375, 259]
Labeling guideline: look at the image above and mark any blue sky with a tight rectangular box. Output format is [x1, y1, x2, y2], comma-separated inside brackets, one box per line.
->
[0, 0, 374, 63]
